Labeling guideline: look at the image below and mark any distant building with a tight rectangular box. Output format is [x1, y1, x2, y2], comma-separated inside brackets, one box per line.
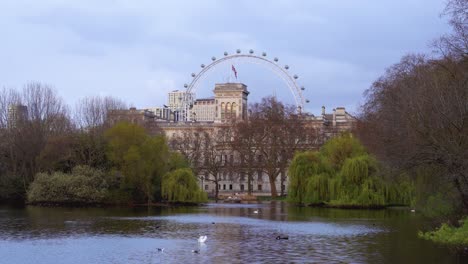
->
[212, 83, 249, 122]
[7, 104, 27, 128]
[107, 107, 156, 128]
[191, 97, 216, 121]
[168, 90, 194, 111]
[145, 106, 171, 121]
[110, 83, 357, 196]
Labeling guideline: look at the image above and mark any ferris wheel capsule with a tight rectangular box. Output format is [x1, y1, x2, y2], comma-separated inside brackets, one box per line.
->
[274, 57, 278, 62]
[301, 86, 305, 90]
[211, 56, 216, 61]
[262, 52, 267, 56]
[249, 49, 254, 54]
[184, 83, 188, 88]
[236, 49, 241, 54]
[191, 73, 196, 77]
[294, 74, 298, 79]
[306, 99, 310, 103]
[285, 65, 289, 70]
[224, 51, 228, 56]
[201, 64, 205, 68]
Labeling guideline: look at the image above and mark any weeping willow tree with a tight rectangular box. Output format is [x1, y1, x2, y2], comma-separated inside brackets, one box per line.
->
[304, 173, 330, 204]
[288, 133, 414, 208]
[162, 168, 207, 204]
[320, 133, 367, 170]
[288, 152, 329, 204]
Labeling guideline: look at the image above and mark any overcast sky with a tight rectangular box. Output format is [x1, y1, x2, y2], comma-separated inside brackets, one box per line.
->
[0, 0, 451, 115]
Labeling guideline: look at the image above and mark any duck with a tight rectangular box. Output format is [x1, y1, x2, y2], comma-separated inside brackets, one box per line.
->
[198, 235, 207, 243]
[253, 210, 259, 214]
[410, 209, 416, 213]
[276, 235, 289, 240]
[157, 248, 164, 252]
[191, 250, 200, 254]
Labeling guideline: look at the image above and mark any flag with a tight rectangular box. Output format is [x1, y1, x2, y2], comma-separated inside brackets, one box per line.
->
[231, 65, 237, 79]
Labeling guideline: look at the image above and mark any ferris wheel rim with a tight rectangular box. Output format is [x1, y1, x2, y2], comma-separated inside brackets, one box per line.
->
[181, 52, 308, 121]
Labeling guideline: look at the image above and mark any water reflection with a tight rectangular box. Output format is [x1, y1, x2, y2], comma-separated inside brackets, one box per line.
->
[0, 203, 466, 264]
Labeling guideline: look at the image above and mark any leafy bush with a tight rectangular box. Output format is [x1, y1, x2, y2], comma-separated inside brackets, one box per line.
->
[162, 168, 207, 204]
[419, 217, 468, 246]
[27, 166, 109, 204]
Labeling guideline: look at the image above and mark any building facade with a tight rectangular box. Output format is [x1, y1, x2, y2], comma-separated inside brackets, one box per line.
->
[7, 104, 28, 128]
[109, 82, 356, 197]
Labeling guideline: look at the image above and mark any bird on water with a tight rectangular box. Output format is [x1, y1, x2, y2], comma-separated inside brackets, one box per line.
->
[198, 235, 207, 243]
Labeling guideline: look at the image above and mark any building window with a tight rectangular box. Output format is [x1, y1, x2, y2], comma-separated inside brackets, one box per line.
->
[205, 185, 209, 190]
[223, 184, 226, 190]
[258, 184, 262, 191]
[257, 170, 262, 181]
[229, 184, 233, 190]
[240, 184, 244, 191]
[218, 184, 221, 190]
[240, 172, 245, 182]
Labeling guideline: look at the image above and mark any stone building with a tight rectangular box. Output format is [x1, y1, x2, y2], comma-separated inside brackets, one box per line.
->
[7, 104, 28, 128]
[108, 82, 356, 197]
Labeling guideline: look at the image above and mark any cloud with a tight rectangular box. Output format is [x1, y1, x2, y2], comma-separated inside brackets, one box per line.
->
[0, 0, 451, 116]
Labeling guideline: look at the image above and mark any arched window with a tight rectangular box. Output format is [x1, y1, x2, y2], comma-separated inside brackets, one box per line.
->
[221, 102, 225, 120]
[226, 102, 231, 120]
[232, 102, 237, 118]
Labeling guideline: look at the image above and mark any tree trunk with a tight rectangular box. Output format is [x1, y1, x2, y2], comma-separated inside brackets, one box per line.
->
[215, 183, 219, 203]
[247, 171, 253, 196]
[269, 176, 277, 197]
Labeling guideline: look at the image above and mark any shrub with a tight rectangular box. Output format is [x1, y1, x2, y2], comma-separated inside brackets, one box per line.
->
[419, 217, 468, 246]
[27, 165, 109, 205]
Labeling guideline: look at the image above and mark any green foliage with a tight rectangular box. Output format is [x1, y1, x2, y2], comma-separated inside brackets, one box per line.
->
[419, 217, 468, 246]
[167, 152, 189, 171]
[162, 168, 207, 203]
[421, 193, 456, 218]
[105, 122, 170, 203]
[288, 134, 414, 208]
[320, 133, 367, 170]
[411, 165, 458, 218]
[27, 166, 109, 204]
[288, 152, 324, 204]
[304, 173, 330, 204]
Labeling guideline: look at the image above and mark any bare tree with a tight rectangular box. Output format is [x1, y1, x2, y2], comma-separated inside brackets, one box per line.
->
[0, 83, 72, 196]
[244, 97, 319, 197]
[434, 0, 468, 59]
[74, 96, 127, 129]
[359, 54, 468, 211]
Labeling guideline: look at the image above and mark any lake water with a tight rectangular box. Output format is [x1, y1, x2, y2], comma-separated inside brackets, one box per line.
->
[0, 202, 466, 264]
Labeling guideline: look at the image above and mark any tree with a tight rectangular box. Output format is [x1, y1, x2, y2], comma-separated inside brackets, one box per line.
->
[105, 122, 170, 203]
[0, 83, 71, 198]
[198, 129, 226, 202]
[359, 54, 468, 211]
[161, 168, 207, 203]
[250, 97, 318, 197]
[74, 95, 127, 129]
[230, 118, 265, 195]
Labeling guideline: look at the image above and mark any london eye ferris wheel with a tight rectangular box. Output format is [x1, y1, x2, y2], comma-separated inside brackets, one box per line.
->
[180, 49, 309, 121]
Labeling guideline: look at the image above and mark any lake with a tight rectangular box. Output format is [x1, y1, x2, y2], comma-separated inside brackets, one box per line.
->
[0, 202, 466, 264]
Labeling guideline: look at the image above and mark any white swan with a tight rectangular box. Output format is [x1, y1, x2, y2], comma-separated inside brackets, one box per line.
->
[198, 235, 207, 243]
[410, 209, 416, 213]
[253, 210, 259, 214]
